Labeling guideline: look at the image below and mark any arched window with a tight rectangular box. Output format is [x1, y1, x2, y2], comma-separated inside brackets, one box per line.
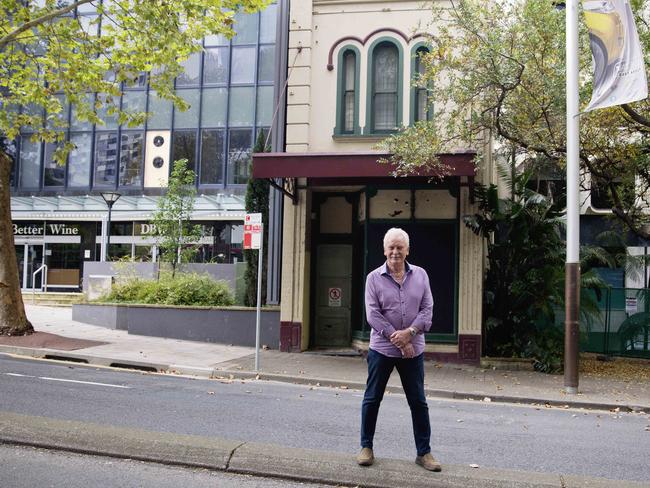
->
[367, 39, 403, 133]
[412, 45, 432, 123]
[335, 46, 359, 135]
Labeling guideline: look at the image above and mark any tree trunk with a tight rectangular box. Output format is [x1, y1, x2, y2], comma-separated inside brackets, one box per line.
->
[0, 150, 33, 336]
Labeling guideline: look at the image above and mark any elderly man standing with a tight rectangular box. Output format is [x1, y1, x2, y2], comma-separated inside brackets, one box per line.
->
[356, 227, 440, 472]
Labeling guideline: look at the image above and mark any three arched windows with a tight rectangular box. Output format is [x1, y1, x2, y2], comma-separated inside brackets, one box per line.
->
[335, 39, 430, 136]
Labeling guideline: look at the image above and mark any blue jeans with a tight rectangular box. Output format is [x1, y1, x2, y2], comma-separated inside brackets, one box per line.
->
[360, 348, 431, 456]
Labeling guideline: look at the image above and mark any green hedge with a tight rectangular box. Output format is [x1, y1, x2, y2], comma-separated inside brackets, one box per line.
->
[98, 273, 234, 307]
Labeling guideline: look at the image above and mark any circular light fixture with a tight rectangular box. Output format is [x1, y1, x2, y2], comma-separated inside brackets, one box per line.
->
[153, 157, 164, 168]
[153, 136, 165, 147]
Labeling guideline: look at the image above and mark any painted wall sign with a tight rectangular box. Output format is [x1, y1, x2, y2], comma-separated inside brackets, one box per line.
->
[13, 222, 44, 235]
[47, 223, 79, 235]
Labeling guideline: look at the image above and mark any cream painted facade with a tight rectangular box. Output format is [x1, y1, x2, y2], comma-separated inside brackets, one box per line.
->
[274, 0, 487, 362]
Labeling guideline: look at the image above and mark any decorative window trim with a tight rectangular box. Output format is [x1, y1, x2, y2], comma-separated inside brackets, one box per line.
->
[365, 37, 403, 135]
[410, 42, 433, 125]
[334, 45, 361, 136]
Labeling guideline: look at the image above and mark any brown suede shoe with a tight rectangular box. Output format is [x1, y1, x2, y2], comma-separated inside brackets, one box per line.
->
[356, 447, 374, 466]
[416, 453, 442, 472]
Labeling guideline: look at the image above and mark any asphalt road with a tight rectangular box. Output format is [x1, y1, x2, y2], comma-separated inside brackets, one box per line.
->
[0, 443, 330, 488]
[1, 354, 649, 483]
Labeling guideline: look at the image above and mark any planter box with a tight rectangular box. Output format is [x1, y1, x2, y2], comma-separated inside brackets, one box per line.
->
[72, 303, 280, 348]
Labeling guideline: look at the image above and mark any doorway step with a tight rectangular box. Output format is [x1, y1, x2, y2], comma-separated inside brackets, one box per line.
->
[304, 347, 362, 357]
[21, 292, 84, 307]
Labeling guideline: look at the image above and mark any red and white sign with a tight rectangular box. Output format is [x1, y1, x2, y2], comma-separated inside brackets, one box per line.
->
[328, 287, 342, 307]
[244, 213, 263, 249]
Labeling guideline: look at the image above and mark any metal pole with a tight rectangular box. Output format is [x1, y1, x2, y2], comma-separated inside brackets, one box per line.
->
[106, 203, 113, 262]
[255, 224, 264, 372]
[564, 0, 580, 394]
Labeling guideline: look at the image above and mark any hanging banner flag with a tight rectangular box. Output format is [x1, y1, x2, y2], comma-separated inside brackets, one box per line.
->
[583, 0, 648, 112]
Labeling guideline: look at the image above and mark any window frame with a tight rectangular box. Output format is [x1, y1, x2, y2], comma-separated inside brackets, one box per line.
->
[334, 45, 361, 135]
[410, 43, 433, 125]
[366, 37, 403, 135]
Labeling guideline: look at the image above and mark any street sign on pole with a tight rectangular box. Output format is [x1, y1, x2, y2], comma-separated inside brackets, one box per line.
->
[244, 213, 262, 250]
[245, 213, 263, 371]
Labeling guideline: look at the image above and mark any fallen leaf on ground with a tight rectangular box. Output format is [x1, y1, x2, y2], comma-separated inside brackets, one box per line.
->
[208, 391, 215, 395]
[469, 464, 480, 468]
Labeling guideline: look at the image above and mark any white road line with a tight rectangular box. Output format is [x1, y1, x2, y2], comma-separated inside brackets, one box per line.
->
[3, 372, 130, 389]
[38, 377, 132, 389]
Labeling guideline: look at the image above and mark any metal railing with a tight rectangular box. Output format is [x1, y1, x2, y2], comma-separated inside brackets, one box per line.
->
[31, 264, 48, 303]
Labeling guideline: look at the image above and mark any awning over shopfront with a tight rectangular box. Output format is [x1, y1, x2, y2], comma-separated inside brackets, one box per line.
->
[10, 194, 246, 221]
[252, 151, 476, 179]
[252, 151, 477, 203]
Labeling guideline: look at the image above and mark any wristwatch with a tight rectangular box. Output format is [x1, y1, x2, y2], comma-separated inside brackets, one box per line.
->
[409, 327, 417, 337]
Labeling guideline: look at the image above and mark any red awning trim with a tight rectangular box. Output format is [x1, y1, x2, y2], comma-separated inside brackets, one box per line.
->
[251, 151, 476, 179]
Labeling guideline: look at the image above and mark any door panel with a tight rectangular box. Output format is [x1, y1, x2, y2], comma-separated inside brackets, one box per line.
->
[25, 245, 44, 289]
[15, 245, 25, 289]
[315, 244, 352, 347]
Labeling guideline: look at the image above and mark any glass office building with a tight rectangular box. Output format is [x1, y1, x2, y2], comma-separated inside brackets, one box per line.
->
[9, 2, 282, 291]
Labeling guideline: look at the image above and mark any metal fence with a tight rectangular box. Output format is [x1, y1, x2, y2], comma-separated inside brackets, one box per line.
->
[579, 287, 650, 359]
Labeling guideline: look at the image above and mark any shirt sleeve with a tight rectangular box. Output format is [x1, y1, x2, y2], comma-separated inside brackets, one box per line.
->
[365, 273, 397, 338]
[410, 269, 433, 333]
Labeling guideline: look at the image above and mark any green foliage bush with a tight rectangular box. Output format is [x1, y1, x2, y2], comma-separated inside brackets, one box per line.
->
[98, 273, 234, 307]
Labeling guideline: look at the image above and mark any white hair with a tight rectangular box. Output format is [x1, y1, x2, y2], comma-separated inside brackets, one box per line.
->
[383, 227, 410, 248]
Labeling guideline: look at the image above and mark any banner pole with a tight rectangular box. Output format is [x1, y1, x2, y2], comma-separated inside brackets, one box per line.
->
[565, 0, 580, 394]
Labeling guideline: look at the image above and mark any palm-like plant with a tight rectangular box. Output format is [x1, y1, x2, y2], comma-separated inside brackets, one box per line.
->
[465, 160, 611, 371]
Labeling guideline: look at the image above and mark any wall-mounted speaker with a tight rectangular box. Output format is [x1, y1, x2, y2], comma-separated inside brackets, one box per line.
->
[144, 130, 170, 188]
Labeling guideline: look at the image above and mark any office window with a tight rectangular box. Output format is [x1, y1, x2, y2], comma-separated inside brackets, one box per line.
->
[67, 133, 92, 188]
[46, 95, 69, 130]
[203, 48, 229, 85]
[172, 130, 197, 171]
[227, 128, 252, 184]
[231, 47, 256, 84]
[19, 138, 41, 188]
[258, 45, 275, 83]
[200, 129, 225, 185]
[119, 131, 144, 187]
[121, 91, 146, 129]
[201, 88, 228, 127]
[256, 86, 273, 127]
[70, 94, 94, 131]
[259, 4, 277, 43]
[96, 94, 119, 130]
[94, 131, 119, 186]
[371, 41, 400, 132]
[176, 52, 201, 87]
[147, 91, 172, 130]
[173, 89, 200, 129]
[229, 87, 255, 126]
[232, 11, 258, 44]
[43, 141, 65, 187]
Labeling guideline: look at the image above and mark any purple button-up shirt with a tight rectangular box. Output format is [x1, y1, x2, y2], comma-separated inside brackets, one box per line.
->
[365, 261, 433, 358]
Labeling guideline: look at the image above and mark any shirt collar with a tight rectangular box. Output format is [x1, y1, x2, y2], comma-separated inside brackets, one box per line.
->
[381, 261, 411, 275]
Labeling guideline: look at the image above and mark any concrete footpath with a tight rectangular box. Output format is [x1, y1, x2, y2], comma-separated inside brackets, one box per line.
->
[1, 305, 650, 487]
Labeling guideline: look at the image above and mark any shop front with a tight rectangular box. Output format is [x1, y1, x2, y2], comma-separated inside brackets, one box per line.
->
[253, 152, 485, 364]
[12, 217, 245, 291]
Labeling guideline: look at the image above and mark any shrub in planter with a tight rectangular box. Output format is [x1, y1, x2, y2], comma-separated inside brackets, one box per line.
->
[98, 273, 234, 307]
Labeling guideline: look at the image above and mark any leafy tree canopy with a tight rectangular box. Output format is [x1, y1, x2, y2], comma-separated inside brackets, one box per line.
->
[381, 0, 650, 238]
[0, 0, 269, 159]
